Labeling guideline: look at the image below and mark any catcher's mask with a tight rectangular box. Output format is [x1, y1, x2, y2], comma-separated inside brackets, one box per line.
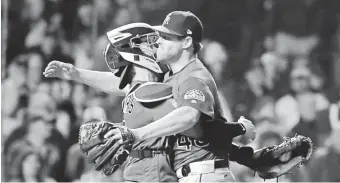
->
[103, 23, 168, 89]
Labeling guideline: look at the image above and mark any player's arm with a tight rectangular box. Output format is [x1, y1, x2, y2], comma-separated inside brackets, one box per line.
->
[132, 106, 201, 140]
[75, 68, 127, 95]
[229, 143, 256, 169]
[130, 77, 214, 141]
[44, 61, 127, 95]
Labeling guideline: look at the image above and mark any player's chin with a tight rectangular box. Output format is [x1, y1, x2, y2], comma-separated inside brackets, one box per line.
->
[156, 53, 164, 62]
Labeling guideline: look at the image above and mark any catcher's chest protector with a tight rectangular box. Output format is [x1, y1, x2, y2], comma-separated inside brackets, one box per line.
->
[122, 82, 177, 129]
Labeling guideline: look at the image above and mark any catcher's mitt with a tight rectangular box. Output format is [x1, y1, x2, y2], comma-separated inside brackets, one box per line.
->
[78, 119, 134, 175]
[253, 135, 315, 180]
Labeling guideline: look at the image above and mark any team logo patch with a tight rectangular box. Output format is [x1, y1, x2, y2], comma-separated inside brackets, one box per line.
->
[184, 89, 205, 102]
[164, 15, 171, 25]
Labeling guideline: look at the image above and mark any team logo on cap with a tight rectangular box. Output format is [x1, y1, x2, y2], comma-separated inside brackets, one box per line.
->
[184, 89, 205, 102]
[164, 15, 171, 25]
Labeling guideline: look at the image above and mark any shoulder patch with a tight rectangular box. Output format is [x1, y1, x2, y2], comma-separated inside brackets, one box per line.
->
[134, 82, 173, 103]
[184, 89, 205, 102]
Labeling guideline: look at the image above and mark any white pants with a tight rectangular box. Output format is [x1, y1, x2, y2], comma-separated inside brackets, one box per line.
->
[176, 160, 235, 183]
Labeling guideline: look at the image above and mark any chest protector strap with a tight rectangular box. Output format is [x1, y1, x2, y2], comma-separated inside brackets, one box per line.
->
[134, 82, 173, 103]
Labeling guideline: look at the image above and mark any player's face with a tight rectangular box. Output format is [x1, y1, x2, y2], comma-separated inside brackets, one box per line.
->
[155, 32, 186, 64]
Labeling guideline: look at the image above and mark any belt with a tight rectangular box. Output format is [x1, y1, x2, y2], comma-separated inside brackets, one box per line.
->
[176, 159, 229, 178]
[129, 149, 171, 159]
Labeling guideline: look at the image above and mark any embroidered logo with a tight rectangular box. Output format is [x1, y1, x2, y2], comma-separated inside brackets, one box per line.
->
[184, 89, 205, 102]
[164, 15, 171, 25]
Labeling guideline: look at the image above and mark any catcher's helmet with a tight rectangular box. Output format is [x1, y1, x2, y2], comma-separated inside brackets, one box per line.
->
[103, 23, 167, 89]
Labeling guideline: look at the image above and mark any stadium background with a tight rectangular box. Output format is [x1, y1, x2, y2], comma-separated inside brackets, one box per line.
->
[1, 0, 340, 181]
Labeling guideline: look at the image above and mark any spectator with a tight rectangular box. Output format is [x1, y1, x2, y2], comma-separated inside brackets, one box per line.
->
[308, 127, 340, 181]
[315, 91, 340, 146]
[55, 100, 77, 143]
[2, 54, 29, 117]
[65, 106, 107, 181]
[258, 130, 282, 148]
[251, 96, 275, 126]
[23, 0, 47, 49]
[27, 91, 68, 181]
[4, 114, 57, 181]
[27, 51, 44, 91]
[200, 40, 234, 121]
[275, 66, 329, 140]
[83, 106, 107, 122]
[72, 83, 89, 120]
[50, 79, 73, 103]
[41, 32, 75, 68]
[2, 55, 30, 142]
[6, 147, 56, 182]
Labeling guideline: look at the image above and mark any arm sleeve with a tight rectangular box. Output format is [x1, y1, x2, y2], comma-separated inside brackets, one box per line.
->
[229, 143, 255, 169]
[176, 77, 215, 118]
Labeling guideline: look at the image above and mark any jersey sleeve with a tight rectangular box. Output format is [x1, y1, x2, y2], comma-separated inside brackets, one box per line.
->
[176, 77, 215, 118]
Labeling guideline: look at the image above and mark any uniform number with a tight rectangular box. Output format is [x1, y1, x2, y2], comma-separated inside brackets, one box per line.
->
[177, 136, 209, 151]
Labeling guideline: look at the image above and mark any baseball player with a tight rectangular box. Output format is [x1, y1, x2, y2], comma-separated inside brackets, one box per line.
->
[105, 11, 256, 182]
[44, 23, 179, 182]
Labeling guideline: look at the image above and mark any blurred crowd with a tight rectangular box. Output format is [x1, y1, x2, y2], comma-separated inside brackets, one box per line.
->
[1, 0, 340, 182]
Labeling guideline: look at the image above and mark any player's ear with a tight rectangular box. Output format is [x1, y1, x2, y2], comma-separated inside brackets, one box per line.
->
[182, 36, 193, 50]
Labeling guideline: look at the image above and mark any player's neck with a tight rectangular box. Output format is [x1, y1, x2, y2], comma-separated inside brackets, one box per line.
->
[133, 67, 159, 83]
[168, 52, 196, 74]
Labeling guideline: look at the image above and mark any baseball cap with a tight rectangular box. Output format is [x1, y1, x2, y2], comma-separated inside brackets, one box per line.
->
[152, 11, 203, 43]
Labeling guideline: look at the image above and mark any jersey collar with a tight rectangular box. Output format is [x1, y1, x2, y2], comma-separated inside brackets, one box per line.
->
[168, 57, 197, 76]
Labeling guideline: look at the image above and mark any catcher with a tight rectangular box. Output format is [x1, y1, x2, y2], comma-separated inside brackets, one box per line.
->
[77, 23, 178, 182]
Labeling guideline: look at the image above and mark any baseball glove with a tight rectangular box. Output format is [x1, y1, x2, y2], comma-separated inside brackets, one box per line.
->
[253, 135, 315, 180]
[78, 119, 134, 175]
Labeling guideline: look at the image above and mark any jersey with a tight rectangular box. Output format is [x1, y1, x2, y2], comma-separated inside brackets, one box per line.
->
[121, 82, 177, 182]
[123, 82, 176, 150]
[163, 59, 226, 170]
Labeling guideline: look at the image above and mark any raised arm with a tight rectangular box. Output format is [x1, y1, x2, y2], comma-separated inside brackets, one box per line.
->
[43, 60, 127, 95]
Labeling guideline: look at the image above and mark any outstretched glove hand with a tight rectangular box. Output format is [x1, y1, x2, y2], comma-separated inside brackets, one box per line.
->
[252, 135, 315, 180]
[79, 119, 134, 175]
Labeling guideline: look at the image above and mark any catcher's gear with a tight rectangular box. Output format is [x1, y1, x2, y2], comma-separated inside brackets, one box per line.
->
[252, 135, 315, 180]
[78, 119, 134, 175]
[104, 23, 169, 88]
[134, 82, 173, 103]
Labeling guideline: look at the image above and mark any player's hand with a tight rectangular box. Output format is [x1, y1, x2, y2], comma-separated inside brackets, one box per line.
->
[104, 128, 123, 144]
[43, 60, 79, 80]
[238, 116, 256, 144]
[104, 126, 137, 145]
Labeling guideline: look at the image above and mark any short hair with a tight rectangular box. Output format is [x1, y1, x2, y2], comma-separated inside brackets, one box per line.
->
[193, 41, 201, 54]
